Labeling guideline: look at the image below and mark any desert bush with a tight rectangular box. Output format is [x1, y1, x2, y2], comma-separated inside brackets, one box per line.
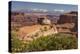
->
[11, 32, 78, 52]
[24, 33, 78, 52]
[11, 31, 27, 52]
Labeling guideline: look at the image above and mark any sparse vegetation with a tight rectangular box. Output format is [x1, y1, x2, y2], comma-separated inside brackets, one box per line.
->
[11, 31, 27, 52]
[11, 32, 78, 52]
[43, 26, 47, 31]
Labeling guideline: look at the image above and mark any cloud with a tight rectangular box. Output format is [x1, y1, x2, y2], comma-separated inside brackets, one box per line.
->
[54, 9, 64, 12]
[39, 9, 48, 12]
[30, 8, 48, 12]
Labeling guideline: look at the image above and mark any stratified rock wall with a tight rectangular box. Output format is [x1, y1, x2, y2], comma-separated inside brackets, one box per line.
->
[57, 11, 78, 24]
[57, 11, 78, 35]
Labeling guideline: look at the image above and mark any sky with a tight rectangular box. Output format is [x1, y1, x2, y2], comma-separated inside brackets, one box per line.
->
[10, 1, 78, 12]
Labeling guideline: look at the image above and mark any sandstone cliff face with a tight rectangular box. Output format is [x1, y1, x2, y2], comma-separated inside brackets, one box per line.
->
[57, 11, 78, 35]
[57, 11, 78, 24]
[17, 25, 58, 41]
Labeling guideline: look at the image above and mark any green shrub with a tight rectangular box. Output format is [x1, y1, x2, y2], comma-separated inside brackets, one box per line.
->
[11, 31, 27, 52]
[25, 33, 78, 52]
[11, 32, 78, 52]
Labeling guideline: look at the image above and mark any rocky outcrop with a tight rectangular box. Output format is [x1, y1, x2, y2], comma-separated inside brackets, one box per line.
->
[57, 11, 78, 24]
[17, 25, 58, 41]
[57, 11, 78, 36]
